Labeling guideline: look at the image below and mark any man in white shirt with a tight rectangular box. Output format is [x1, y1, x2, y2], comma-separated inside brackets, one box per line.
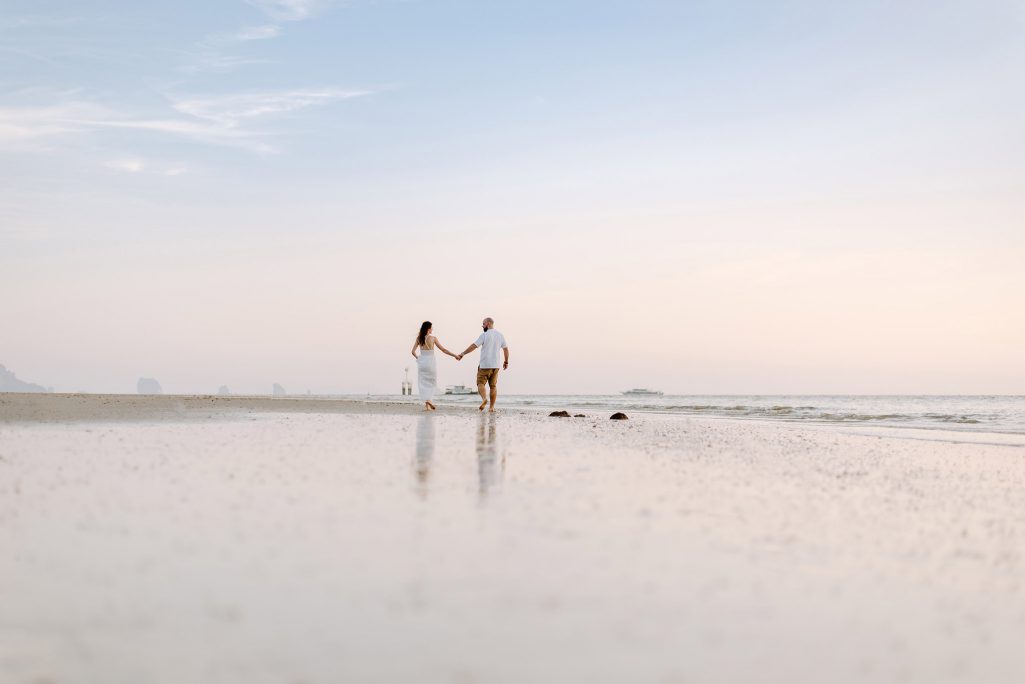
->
[457, 317, 509, 412]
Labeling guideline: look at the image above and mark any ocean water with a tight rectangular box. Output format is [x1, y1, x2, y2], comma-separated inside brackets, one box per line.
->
[362, 394, 1025, 434]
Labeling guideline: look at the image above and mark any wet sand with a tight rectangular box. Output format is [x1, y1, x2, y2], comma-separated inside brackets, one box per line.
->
[2, 394, 1025, 682]
[0, 392, 448, 423]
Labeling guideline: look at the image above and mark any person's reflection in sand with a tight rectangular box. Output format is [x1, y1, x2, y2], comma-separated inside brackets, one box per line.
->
[476, 412, 504, 496]
[413, 415, 435, 496]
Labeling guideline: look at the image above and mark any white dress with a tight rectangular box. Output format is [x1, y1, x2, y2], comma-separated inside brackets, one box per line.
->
[417, 347, 437, 400]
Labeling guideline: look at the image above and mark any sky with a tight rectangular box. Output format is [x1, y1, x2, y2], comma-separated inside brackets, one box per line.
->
[2, 0, 1024, 395]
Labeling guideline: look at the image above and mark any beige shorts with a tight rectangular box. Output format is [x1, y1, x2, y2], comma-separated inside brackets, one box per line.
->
[476, 367, 499, 388]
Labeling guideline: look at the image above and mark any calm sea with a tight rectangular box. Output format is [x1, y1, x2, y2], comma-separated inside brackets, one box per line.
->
[354, 394, 1025, 435]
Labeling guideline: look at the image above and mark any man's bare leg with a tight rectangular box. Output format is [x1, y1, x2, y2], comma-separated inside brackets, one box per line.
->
[489, 386, 498, 412]
[477, 384, 488, 411]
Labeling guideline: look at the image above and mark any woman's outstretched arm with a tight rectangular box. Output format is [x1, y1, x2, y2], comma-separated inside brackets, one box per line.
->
[434, 338, 458, 358]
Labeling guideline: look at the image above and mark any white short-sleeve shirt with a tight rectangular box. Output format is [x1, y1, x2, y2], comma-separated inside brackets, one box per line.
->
[474, 329, 508, 369]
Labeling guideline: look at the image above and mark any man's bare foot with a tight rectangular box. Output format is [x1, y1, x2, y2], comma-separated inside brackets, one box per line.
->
[488, 408, 496, 413]
[478, 400, 487, 411]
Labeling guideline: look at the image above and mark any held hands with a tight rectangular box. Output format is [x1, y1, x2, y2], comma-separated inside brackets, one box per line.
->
[455, 354, 463, 361]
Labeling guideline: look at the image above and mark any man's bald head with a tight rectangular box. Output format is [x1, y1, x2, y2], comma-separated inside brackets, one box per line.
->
[483, 317, 494, 329]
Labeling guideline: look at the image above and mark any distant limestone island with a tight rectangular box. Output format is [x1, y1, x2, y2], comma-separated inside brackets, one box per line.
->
[0, 364, 51, 393]
[135, 380, 288, 396]
[137, 377, 163, 395]
[3, 368, 294, 397]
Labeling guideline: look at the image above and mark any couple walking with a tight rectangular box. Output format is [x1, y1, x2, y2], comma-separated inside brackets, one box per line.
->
[411, 317, 509, 412]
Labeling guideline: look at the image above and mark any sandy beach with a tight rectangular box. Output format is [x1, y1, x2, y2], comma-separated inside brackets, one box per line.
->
[2, 393, 1025, 683]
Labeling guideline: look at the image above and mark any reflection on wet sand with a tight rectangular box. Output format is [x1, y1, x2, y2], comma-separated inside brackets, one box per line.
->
[412, 414, 504, 497]
[413, 415, 435, 494]
[476, 413, 504, 495]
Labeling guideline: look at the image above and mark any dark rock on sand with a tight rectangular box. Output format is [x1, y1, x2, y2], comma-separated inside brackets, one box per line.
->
[610, 412, 629, 420]
[574, 414, 586, 418]
[549, 410, 571, 417]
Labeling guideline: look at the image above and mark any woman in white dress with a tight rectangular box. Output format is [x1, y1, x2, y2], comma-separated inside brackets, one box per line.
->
[410, 321, 458, 411]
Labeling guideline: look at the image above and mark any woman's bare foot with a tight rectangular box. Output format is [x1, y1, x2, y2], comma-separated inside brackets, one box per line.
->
[426, 401, 437, 411]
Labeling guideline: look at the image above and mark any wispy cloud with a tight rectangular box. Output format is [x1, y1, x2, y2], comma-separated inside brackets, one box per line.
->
[202, 24, 281, 46]
[83, 116, 277, 153]
[0, 101, 265, 153]
[0, 46, 62, 66]
[104, 158, 144, 173]
[229, 23, 281, 41]
[189, 0, 340, 74]
[0, 14, 82, 30]
[0, 102, 103, 143]
[189, 22, 282, 73]
[169, 88, 372, 127]
[180, 52, 275, 74]
[103, 158, 189, 176]
[0, 87, 374, 154]
[246, 0, 333, 22]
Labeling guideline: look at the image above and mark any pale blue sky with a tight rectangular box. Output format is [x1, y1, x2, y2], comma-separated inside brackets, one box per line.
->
[3, 0, 1024, 394]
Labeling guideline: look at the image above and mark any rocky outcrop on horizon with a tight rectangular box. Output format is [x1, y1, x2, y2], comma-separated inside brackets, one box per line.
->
[0, 364, 51, 393]
[272, 383, 286, 396]
[137, 377, 163, 395]
[218, 385, 231, 396]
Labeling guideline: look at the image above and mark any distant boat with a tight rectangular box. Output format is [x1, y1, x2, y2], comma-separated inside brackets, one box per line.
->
[445, 385, 477, 395]
[622, 388, 664, 396]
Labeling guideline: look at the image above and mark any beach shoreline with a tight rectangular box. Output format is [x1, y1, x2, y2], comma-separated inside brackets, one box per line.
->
[3, 393, 1023, 447]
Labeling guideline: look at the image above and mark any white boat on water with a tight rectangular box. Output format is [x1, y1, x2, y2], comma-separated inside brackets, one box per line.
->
[622, 388, 664, 396]
[445, 385, 477, 395]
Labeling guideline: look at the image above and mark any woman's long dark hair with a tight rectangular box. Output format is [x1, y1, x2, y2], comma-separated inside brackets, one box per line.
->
[417, 321, 432, 347]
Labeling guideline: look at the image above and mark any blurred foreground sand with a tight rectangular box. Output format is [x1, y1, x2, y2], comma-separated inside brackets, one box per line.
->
[2, 393, 1024, 683]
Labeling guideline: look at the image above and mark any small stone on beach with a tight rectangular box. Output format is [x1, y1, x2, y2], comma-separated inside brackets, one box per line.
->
[549, 410, 571, 417]
[610, 412, 629, 420]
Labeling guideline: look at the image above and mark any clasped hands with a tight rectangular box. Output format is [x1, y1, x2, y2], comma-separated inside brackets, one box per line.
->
[450, 353, 506, 368]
